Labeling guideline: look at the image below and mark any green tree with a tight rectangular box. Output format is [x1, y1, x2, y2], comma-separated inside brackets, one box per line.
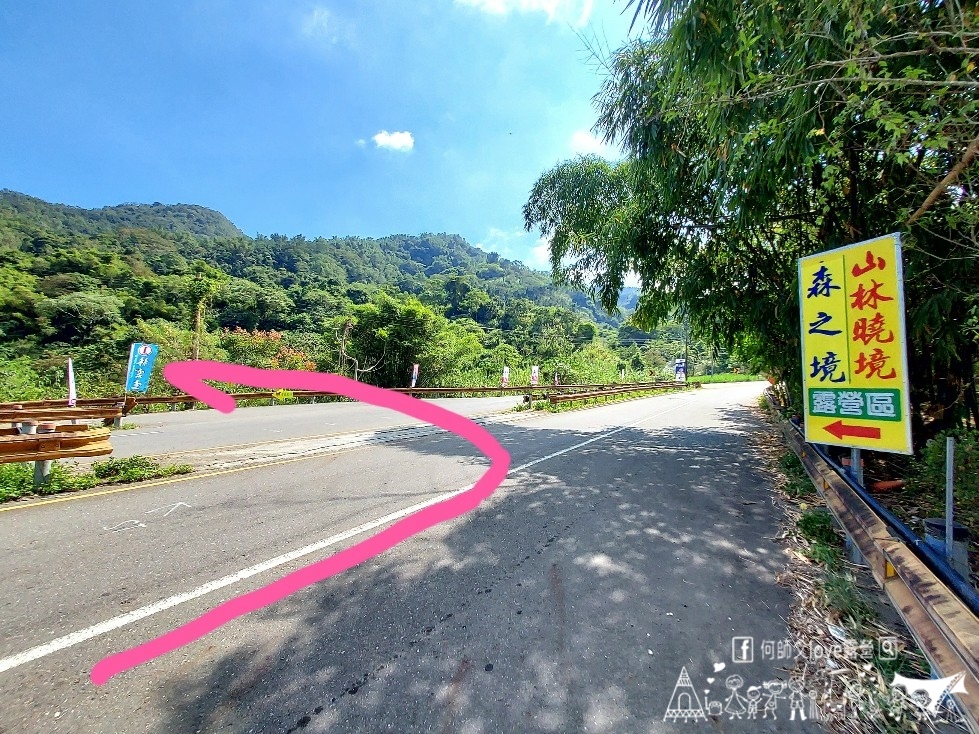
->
[525, 0, 979, 438]
[36, 291, 125, 343]
[183, 260, 228, 360]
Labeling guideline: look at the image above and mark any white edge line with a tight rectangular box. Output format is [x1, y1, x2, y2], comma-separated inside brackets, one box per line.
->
[0, 396, 694, 674]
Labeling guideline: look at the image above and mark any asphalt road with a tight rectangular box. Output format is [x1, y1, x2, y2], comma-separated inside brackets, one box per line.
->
[108, 396, 525, 458]
[0, 383, 823, 733]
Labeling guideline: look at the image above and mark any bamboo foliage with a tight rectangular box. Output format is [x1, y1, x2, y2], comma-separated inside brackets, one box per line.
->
[524, 0, 979, 439]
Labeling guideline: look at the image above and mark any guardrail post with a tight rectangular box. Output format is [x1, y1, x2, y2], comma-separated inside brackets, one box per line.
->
[33, 422, 56, 487]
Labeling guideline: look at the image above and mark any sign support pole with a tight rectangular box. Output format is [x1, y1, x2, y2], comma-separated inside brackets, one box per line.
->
[850, 447, 863, 486]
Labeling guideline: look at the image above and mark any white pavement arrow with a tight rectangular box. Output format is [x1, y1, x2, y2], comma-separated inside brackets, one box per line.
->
[103, 520, 146, 532]
[145, 502, 191, 517]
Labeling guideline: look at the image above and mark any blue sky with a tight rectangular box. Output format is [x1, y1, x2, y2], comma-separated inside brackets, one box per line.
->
[0, 0, 636, 269]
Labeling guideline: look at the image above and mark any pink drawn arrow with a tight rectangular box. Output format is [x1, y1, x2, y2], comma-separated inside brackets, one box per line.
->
[90, 361, 511, 685]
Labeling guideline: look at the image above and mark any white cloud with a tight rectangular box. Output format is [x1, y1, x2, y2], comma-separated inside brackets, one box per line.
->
[530, 236, 552, 268]
[455, 0, 593, 26]
[569, 129, 613, 156]
[300, 6, 354, 47]
[475, 226, 522, 256]
[372, 130, 414, 152]
[302, 7, 334, 39]
[355, 138, 366, 148]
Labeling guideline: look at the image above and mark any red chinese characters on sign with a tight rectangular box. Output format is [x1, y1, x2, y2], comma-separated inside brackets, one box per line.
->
[851, 313, 894, 345]
[849, 250, 897, 381]
[849, 280, 893, 311]
[850, 250, 886, 277]
[854, 348, 897, 380]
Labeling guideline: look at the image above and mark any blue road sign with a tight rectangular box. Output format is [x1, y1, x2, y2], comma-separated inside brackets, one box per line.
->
[674, 358, 687, 382]
[125, 343, 159, 393]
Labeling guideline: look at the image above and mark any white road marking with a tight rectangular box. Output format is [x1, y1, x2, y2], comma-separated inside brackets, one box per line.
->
[0, 397, 693, 674]
[145, 502, 191, 517]
[113, 431, 163, 437]
[103, 520, 146, 532]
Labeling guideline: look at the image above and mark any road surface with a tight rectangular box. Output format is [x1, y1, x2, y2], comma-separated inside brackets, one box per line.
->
[0, 383, 822, 733]
[108, 395, 526, 458]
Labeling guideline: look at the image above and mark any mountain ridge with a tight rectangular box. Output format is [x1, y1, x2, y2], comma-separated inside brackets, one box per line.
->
[0, 190, 245, 239]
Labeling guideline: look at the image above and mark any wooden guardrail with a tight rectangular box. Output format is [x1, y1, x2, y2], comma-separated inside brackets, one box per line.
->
[0, 425, 113, 464]
[777, 403, 979, 731]
[0, 397, 128, 410]
[0, 405, 125, 426]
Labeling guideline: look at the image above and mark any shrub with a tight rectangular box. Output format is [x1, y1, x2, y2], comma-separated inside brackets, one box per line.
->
[90, 456, 192, 483]
[0, 461, 98, 501]
[910, 428, 979, 503]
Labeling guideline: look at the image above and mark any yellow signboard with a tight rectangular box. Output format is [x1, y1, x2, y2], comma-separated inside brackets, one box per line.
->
[798, 233, 912, 454]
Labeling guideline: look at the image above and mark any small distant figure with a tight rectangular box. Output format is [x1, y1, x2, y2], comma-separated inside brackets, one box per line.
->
[746, 686, 762, 719]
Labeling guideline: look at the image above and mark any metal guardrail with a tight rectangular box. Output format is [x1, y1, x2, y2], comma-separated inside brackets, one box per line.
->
[0, 398, 125, 410]
[768, 388, 979, 731]
[0, 382, 694, 423]
[548, 381, 696, 404]
[0, 383, 677, 415]
[767, 389, 979, 616]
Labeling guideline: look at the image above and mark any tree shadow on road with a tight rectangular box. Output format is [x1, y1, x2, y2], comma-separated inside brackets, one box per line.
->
[150, 401, 821, 733]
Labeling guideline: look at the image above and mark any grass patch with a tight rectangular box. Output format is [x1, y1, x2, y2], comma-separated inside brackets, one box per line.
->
[689, 372, 765, 384]
[780, 451, 816, 498]
[823, 569, 877, 625]
[795, 504, 877, 626]
[90, 456, 193, 483]
[0, 455, 193, 503]
[806, 540, 843, 568]
[0, 462, 98, 501]
[798, 507, 839, 545]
